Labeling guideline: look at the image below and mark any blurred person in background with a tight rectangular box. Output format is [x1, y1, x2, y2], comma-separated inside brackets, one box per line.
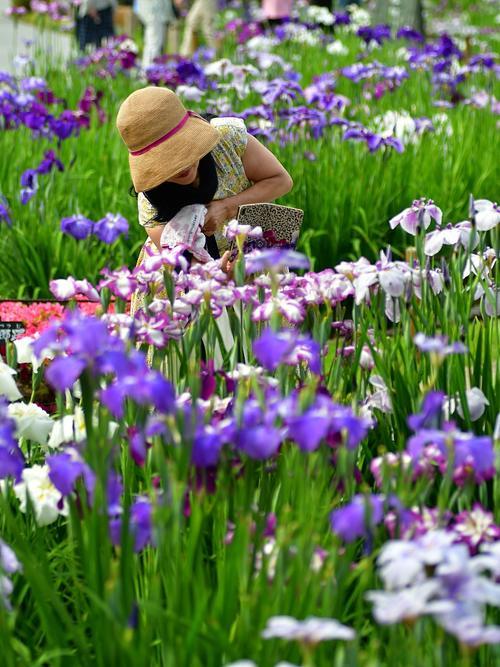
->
[76, 0, 116, 51]
[261, 0, 292, 27]
[179, 0, 217, 56]
[135, 0, 177, 68]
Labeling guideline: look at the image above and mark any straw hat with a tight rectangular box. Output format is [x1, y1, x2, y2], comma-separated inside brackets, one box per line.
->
[116, 86, 221, 192]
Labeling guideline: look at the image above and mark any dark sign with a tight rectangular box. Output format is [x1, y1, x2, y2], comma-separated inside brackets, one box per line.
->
[0, 322, 26, 341]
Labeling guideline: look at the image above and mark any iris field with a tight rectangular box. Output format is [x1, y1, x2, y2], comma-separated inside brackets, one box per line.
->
[0, 1, 499, 665]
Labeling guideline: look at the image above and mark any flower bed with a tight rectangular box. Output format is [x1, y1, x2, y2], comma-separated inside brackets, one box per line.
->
[0, 2, 499, 665]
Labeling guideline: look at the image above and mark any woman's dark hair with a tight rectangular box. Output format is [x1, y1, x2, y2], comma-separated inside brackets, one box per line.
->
[128, 113, 219, 222]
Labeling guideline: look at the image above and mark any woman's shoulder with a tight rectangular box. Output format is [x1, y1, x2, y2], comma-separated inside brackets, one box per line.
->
[137, 191, 161, 228]
[210, 117, 248, 159]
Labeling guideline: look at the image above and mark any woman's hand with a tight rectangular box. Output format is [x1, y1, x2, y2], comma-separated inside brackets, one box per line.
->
[203, 200, 237, 236]
[220, 251, 235, 279]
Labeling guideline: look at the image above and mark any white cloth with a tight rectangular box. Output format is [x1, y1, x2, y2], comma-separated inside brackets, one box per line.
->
[135, 0, 175, 68]
[135, 0, 174, 24]
[142, 22, 167, 68]
[160, 204, 213, 263]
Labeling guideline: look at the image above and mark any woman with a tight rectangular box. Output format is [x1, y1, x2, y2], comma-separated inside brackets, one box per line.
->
[261, 0, 292, 27]
[116, 86, 293, 315]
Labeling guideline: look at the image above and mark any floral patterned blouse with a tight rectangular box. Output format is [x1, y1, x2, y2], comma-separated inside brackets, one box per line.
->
[131, 117, 251, 315]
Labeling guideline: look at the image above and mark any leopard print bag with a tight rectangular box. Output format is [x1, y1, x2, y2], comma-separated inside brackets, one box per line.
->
[230, 203, 304, 255]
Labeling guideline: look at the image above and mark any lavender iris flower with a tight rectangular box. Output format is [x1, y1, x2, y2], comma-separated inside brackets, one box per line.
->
[253, 329, 296, 372]
[20, 168, 38, 205]
[192, 427, 224, 467]
[60, 214, 94, 240]
[258, 78, 304, 106]
[396, 26, 424, 42]
[253, 328, 321, 374]
[36, 149, 64, 175]
[0, 196, 11, 225]
[50, 110, 80, 140]
[261, 615, 355, 643]
[330, 494, 385, 543]
[235, 396, 284, 460]
[127, 427, 147, 467]
[407, 391, 445, 431]
[407, 427, 495, 484]
[333, 11, 350, 26]
[343, 126, 404, 154]
[357, 24, 391, 46]
[414, 332, 467, 356]
[109, 497, 153, 552]
[0, 537, 22, 610]
[285, 397, 332, 452]
[0, 398, 25, 482]
[100, 351, 175, 419]
[47, 448, 96, 500]
[245, 248, 310, 274]
[93, 213, 129, 244]
[45, 356, 87, 392]
[285, 395, 368, 452]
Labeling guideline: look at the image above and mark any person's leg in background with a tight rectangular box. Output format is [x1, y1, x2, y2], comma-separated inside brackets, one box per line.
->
[96, 5, 115, 46]
[167, 20, 179, 53]
[180, 0, 203, 56]
[200, 0, 217, 52]
[143, 20, 166, 68]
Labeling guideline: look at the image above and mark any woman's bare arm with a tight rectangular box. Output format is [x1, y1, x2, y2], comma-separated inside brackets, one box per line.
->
[204, 135, 293, 234]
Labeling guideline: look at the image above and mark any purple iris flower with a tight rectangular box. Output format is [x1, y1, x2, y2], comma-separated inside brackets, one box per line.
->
[100, 352, 175, 419]
[357, 24, 391, 46]
[200, 360, 216, 400]
[407, 427, 495, 484]
[60, 214, 94, 240]
[280, 106, 327, 139]
[110, 497, 153, 552]
[333, 12, 350, 26]
[129, 499, 153, 551]
[396, 26, 424, 42]
[245, 248, 310, 274]
[343, 126, 404, 154]
[78, 86, 106, 124]
[253, 329, 296, 372]
[414, 333, 467, 356]
[0, 398, 25, 482]
[93, 213, 129, 244]
[330, 494, 385, 543]
[36, 149, 64, 175]
[50, 110, 80, 140]
[107, 472, 124, 516]
[237, 423, 283, 460]
[408, 391, 445, 431]
[45, 356, 87, 392]
[260, 78, 304, 106]
[469, 54, 496, 70]
[330, 406, 370, 449]
[47, 449, 96, 499]
[286, 399, 331, 452]
[127, 427, 147, 467]
[341, 63, 372, 82]
[20, 168, 38, 205]
[192, 427, 223, 467]
[0, 196, 11, 225]
[253, 328, 322, 375]
[35, 310, 127, 395]
[235, 396, 284, 460]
